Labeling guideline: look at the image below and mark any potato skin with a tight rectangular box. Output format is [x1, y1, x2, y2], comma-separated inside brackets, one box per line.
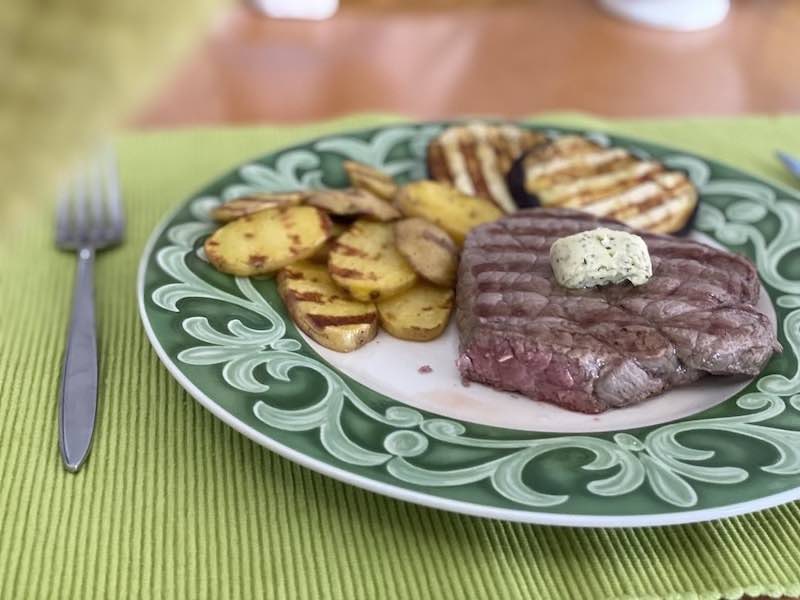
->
[307, 188, 400, 222]
[278, 261, 378, 352]
[343, 161, 398, 201]
[377, 284, 454, 341]
[328, 220, 417, 301]
[393, 218, 458, 288]
[394, 180, 503, 245]
[204, 205, 331, 276]
[211, 191, 307, 223]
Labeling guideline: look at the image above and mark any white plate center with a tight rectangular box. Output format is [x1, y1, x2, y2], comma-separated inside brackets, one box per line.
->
[306, 234, 777, 433]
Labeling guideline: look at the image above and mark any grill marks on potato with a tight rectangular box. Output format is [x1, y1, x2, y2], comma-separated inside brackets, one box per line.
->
[394, 218, 458, 287]
[343, 161, 398, 201]
[426, 123, 545, 213]
[394, 180, 503, 246]
[332, 241, 369, 258]
[211, 191, 308, 223]
[277, 261, 378, 352]
[328, 264, 377, 281]
[309, 221, 347, 264]
[515, 135, 698, 234]
[202, 158, 504, 351]
[204, 205, 332, 276]
[328, 220, 417, 301]
[377, 283, 455, 341]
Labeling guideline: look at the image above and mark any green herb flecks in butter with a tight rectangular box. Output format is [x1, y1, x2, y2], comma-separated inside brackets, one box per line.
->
[549, 227, 652, 288]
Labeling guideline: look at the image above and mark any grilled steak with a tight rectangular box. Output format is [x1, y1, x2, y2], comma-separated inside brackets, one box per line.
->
[456, 208, 781, 413]
[507, 136, 699, 234]
[427, 123, 545, 213]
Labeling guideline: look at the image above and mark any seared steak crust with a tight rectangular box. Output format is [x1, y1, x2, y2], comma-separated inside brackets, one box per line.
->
[456, 208, 781, 413]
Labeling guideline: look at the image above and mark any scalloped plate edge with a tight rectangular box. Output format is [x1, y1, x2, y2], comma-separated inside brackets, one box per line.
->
[135, 123, 800, 527]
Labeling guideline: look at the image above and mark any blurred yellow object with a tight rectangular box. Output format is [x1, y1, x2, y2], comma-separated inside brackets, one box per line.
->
[0, 0, 227, 219]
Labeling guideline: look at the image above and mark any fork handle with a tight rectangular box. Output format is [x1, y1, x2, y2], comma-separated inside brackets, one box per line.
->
[59, 247, 98, 472]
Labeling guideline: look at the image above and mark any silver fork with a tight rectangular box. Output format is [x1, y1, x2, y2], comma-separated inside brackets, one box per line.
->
[55, 146, 124, 472]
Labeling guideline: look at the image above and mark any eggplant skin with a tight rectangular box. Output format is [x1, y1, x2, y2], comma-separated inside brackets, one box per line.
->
[424, 123, 546, 213]
[506, 150, 541, 210]
[426, 139, 449, 184]
[505, 143, 699, 236]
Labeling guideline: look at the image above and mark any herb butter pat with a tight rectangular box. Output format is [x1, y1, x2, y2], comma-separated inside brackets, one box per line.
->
[550, 227, 652, 288]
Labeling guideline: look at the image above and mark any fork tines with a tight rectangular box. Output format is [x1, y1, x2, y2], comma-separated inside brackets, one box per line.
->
[56, 146, 124, 250]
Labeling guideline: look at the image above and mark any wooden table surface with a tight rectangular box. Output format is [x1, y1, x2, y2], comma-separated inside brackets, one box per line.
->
[135, 0, 800, 127]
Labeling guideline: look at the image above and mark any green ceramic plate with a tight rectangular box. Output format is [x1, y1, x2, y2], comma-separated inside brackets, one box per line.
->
[138, 122, 800, 527]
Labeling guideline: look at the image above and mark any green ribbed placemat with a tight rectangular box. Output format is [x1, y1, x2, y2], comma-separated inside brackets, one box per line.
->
[3, 113, 800, 600]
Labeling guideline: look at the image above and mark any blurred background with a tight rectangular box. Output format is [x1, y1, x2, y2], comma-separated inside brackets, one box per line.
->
[3, 0, 800, 211]
[136, 0, 800, 126]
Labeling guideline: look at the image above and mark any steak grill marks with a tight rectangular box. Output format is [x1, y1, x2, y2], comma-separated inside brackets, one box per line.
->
[456, 208, 781, 414]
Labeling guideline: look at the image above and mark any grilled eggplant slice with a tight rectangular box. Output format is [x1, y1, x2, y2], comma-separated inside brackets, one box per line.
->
[211, 191, 307, 223]
[507, 135, 699, 234]
[307, 188, 401, 222]
[278, 261, 378, 352]
[328, 220, 417, 301]
[205, 205, 331, 276]
[426, 122, 545, 213]
[393, 218, 458, 287]
[343, 161, 398, 201]
[377, 283, 454, 342]
[394, 180, 503, 245]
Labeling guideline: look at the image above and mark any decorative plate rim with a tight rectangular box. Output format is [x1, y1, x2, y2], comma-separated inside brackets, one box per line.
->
[137, 121, 800, 527]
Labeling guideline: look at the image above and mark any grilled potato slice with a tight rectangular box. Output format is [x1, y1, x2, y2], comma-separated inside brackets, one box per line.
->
[393, 218, 458, 287]
[427, 122, 545, 213]
[377, 283, 454, 341]
[310, 222, 347, 264]
[307, 188, 401, 222]
[394, 180, 503, 245]
[211, 191, 307, 223]
[277, 261, 378, 352]
[344, 161, 398, 201]
[205, 205, 331, 276]
[328, 220, 417, 301]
